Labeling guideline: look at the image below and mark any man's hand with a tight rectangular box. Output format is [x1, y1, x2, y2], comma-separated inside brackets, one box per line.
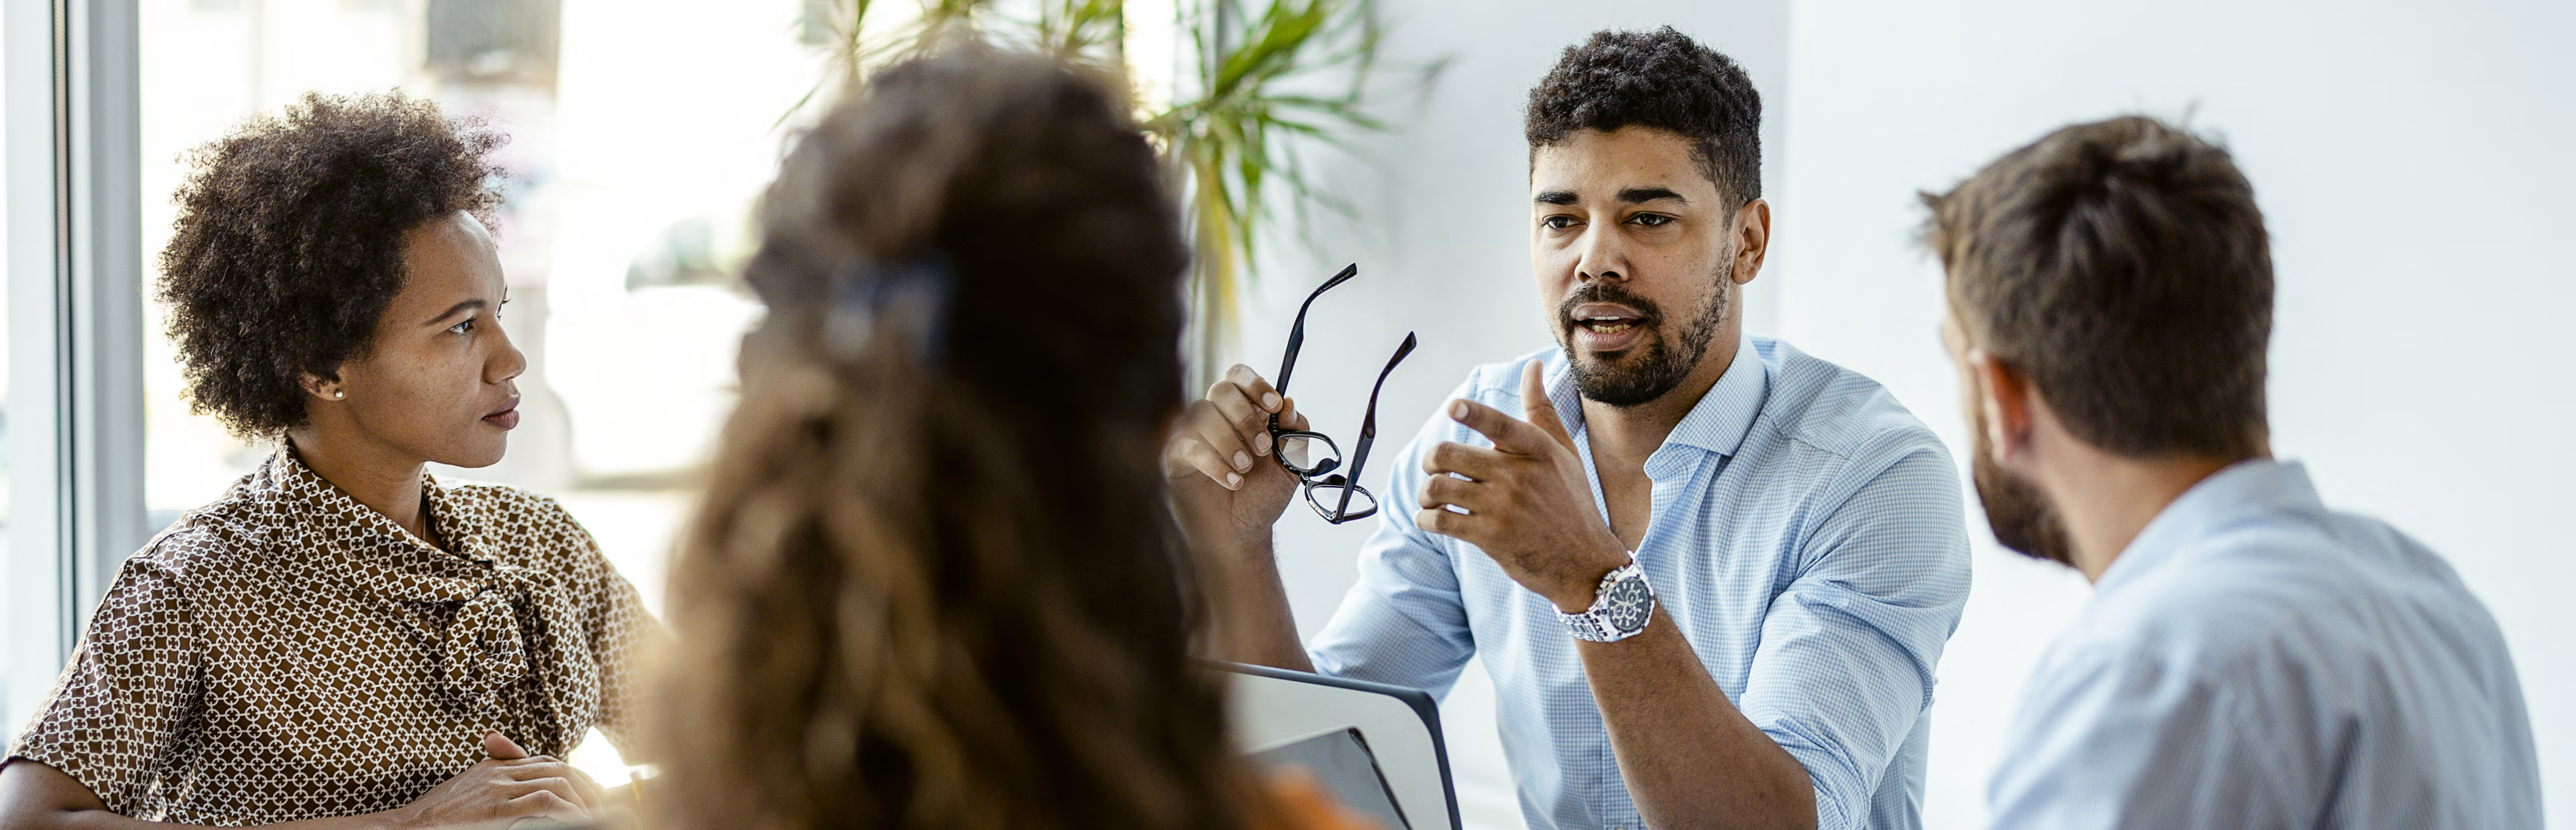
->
[1161, 364, 1320, 670]
[1416, 361, 1630, 611]
[1165, 364, 1310, 554]
[385, 732, 606, 829]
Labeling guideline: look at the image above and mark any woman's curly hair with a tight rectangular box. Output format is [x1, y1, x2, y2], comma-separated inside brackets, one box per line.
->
[157, 90, 505, 438]
[654, 49, 1269, 830]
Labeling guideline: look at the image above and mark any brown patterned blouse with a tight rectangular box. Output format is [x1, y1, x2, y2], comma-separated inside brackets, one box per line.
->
[6, 448, 661, 826]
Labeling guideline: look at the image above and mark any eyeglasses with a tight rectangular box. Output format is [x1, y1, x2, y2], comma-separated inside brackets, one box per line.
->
[1270, 264, 1418, 525]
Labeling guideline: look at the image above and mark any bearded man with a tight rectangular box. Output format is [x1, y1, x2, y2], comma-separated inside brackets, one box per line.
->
[1928, 115, 2539, 829]
[1168, 27, 1970, 830]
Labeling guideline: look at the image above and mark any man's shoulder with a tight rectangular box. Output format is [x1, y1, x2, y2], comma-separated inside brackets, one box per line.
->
[2057, 510, 2512, 696]
[1745, 337, 1945, 464]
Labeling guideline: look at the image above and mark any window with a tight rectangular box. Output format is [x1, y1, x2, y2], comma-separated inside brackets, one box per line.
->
[100, 0, 831, 771]
[136, 0, 828, 616]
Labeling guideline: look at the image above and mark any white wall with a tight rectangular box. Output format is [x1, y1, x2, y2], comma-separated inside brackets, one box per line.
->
[1289, 2, 2573, 829]
[1246, 4, 1786, 829]
[1774, 1, 2576, 827]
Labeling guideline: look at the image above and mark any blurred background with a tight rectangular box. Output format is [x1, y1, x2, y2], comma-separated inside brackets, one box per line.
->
[0, 1, 2568, 829]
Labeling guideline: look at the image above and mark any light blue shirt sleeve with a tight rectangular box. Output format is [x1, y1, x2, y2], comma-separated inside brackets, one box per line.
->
[1306, 379, 1478, 698]
[1737, 441, 1971, 829]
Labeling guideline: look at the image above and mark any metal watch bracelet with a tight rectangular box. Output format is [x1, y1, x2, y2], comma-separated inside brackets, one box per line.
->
[1557, 553, 1654, 643]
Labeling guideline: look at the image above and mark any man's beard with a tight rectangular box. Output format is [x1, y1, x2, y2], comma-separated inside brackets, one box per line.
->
[1557, 260, 1731, 408]
[1969, 408, 2076, 566]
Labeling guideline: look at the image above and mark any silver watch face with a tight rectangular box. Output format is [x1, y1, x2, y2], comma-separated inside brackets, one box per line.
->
[1603, 575, 1653, 633]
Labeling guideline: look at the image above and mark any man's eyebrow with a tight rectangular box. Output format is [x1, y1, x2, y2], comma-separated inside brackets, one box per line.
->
[1618, 187, 1688, 205]
[1533, 190, 1578, 206]
[423, 299, 488, 327]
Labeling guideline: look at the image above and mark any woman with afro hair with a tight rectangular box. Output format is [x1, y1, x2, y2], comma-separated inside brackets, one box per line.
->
[0, 91, 657, 829]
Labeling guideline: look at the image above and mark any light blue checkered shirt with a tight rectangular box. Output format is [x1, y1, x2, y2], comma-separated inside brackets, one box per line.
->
[1309, 336, 1972, 830]
[1988, 459, 2541, 829]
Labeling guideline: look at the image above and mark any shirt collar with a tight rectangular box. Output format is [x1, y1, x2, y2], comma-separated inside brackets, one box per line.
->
[1545, 335, 1768, 459]
[269, 446, 497, 567]
[2094, 457, 2325, 594]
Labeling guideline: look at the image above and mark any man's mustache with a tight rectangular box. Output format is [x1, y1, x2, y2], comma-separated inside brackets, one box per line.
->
[1555, 284, 1665, 329]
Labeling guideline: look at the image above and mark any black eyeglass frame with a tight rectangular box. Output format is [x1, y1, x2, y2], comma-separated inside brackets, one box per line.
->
[1268, 264, 1417, 525]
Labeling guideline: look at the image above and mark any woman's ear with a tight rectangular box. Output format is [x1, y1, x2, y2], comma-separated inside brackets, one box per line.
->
[300, 371, 347, 402]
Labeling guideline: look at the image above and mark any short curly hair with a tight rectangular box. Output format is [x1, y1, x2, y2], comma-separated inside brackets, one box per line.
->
[1525, 26, 1762, 208]
[158, 90, 506, 438]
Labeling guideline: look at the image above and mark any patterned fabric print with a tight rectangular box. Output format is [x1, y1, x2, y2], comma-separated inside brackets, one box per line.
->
[6, 448, 661, 826]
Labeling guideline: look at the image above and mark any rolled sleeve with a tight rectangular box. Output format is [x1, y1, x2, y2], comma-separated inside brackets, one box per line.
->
[8, 557, 206, 815]
[1737, 444, 1970, 829]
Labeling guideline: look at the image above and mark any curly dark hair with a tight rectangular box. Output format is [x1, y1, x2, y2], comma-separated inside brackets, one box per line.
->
[157, 90, 506, 438]
[1525, 26, 1762, 208]
[655, 48, 1260, 830]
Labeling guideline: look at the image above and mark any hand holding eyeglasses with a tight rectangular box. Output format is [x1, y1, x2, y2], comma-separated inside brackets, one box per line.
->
[1166, 265, 1419, 558]
[1166, 362, 1314, 552]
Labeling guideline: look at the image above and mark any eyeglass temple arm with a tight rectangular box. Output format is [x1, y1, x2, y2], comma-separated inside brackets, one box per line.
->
[1274, 263, 1359, 398]
[1335, 331, 1418, 516]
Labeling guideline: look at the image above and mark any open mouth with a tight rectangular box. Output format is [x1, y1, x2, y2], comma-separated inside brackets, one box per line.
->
[1578, 314, 1641, 334]
[1567, 301, 1653, 348]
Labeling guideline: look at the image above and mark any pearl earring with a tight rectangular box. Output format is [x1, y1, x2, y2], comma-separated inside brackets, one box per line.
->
[332, 390, 346, 400]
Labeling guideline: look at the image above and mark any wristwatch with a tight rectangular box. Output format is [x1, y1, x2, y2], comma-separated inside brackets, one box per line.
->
[1558, 553, 1655, 643]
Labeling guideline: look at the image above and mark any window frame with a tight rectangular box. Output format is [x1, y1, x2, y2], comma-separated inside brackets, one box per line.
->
[3, 0, 148, 734]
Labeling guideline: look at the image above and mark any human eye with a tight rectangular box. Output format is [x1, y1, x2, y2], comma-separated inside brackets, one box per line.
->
[1541, 215, 1579, 230]
[1629, 213, 1676, 228]
[448, 316, 476, 335]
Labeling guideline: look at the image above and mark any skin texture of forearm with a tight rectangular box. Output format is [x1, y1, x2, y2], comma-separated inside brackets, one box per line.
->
[1579, 609, 1817, 830]
[1199, 534, 1315, 673]
[0, 761, 397, 830]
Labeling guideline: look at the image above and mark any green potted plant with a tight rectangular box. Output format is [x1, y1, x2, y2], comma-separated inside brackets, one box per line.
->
[795, 0, 1399, 385]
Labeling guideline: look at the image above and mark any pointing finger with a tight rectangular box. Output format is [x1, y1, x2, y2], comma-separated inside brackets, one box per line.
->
[1519, 361, 1578, 453]
[1446, 398, 1550, 456]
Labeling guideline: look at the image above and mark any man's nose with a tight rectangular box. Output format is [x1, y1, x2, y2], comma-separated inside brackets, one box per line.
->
[1576, 224, 1624, 283]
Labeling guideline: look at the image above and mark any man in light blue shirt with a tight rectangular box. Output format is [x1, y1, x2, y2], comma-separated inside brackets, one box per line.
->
[1166, 28, 1969, 830]
[1924, 115, 2540, 828]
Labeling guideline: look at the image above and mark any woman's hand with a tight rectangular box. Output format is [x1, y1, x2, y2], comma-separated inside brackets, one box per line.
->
[384, 733, 606, 829]
[0, 732, 605, 830]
